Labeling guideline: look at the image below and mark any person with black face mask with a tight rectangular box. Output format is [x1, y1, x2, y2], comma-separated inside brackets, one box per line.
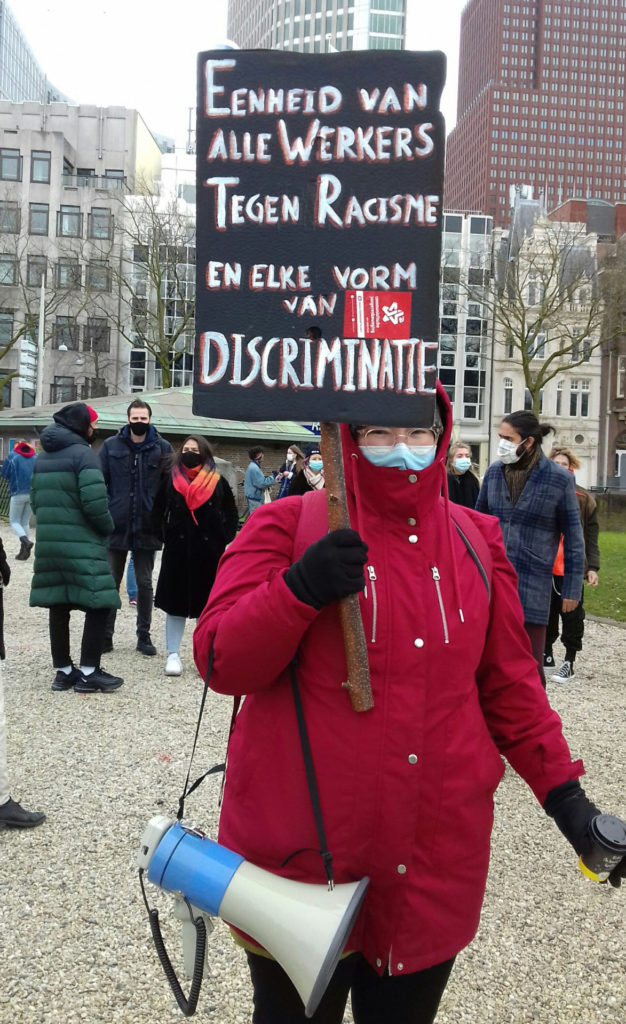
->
[154, 435, 238, 677]
[99, 399, 173, 656]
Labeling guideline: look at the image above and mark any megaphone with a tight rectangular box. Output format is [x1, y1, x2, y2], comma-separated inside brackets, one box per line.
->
[137, 816, 369, 1019]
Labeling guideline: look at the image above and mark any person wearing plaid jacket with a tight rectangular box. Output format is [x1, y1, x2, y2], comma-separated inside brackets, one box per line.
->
[476, 410, 585, 687]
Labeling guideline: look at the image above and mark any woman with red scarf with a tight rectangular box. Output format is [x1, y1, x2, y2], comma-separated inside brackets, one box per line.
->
[155, 436, 238, 677]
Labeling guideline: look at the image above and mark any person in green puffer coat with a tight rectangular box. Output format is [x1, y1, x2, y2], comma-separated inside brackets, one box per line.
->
[30, 403, 124, 695]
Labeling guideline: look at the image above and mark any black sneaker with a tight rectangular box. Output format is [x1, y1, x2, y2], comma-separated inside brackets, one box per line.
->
[51, 666, 84, 692]
[543, 653, 555, 670]
[136, 634, 157, 656]
[101, 636, 114, 654]
[74, 667, 124, 694]
[550, 660, 574, 684]
[0, 797, 45, 829]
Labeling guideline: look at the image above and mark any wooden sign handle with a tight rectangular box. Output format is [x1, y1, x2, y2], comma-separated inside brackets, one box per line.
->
[320, 422, 374, 713]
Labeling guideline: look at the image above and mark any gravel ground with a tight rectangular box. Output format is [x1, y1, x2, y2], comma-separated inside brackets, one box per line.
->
[0, 518, 624, 1024]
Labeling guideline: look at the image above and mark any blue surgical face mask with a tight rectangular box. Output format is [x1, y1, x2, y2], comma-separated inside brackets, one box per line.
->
[308, 459, 323, 472]
[454, 457, 472, 473]
[359, 443, 437, 472]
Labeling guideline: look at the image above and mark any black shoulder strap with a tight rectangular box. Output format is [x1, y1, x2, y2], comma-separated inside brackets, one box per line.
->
[284, 658, 335, 890]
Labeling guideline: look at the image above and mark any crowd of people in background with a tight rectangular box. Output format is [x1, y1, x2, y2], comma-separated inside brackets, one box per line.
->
[0, 398, 601, 844]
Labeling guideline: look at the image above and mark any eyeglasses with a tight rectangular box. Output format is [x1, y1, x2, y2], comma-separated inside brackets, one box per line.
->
[357, 427, 438, 448]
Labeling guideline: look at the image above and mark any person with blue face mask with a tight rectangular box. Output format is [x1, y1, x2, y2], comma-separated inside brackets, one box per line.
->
[445, 441, 480, 509]
[195, 382, 623, 1024]
[288, 443, 326, 496]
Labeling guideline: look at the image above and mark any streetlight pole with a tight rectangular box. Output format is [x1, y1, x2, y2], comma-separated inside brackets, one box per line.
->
[35, 280, 45, 407]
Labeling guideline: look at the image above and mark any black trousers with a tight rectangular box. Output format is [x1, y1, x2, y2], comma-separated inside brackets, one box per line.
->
[105, 549, 156, 638]
[246, 951, 455, 1024]
[49, 605, 109, 668]
[546, 576, 585, 660]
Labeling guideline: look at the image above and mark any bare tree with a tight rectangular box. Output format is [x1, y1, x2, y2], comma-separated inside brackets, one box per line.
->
[99, 186, 195, 390]
[476, 219, 610, 416]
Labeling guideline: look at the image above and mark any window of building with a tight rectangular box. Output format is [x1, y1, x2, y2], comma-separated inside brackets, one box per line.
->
[569, 378, 590, 417]
[84, 318, 110, 353]
[29, 202, 49, 235]
[103, 169, 125, 189]
[88, 207, 114, 240]
[51, 376, 76, 404]
[57, 205, 83, 238]
[0, 254, 17, 285]
[503, 376, 513, 414]
[56, 258, 81, 289]
[21, 389, 36, 408]
[26, 256, 46, 288]
[129, 348, 147, 391]
[529, 331, 546, 359]
[0, 311, 13, 345]
[53, 317, 79, 350]
[0, 149, 22, 181]
[556, 379, 564, 416]
[524, 388, 543, 413]
[86, 262, 111, 292]
[31, 150, 51, 184]
[617, 355, 626, 399]
[0, 201, 20, 233]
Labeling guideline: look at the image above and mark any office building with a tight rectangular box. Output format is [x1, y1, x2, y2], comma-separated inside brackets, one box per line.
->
[227, 0, 407, 52]
[445, 0, 626, 226]
[0, 102, 162, 409]
[0, 1, 65, 103]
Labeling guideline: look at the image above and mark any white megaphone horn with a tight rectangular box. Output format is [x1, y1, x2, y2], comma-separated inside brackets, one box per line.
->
[137, 816, 369, 1019]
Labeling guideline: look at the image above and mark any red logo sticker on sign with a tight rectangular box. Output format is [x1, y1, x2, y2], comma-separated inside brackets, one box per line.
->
[344, 291, 413, 339]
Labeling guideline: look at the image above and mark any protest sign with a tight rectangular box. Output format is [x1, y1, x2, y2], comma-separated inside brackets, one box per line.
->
[194, 49, 446, 426]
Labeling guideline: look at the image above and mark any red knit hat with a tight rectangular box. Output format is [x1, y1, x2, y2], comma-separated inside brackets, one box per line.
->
[86, 405, 98, 423]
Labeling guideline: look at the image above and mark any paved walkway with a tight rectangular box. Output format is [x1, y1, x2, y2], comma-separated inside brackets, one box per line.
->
[0, 520, 624, 1024]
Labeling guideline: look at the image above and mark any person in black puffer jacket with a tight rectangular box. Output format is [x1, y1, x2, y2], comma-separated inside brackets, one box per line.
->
[99, 399, 172, 656]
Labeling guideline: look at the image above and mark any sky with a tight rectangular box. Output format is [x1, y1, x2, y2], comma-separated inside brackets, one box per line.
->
[12, 0, 467, 147]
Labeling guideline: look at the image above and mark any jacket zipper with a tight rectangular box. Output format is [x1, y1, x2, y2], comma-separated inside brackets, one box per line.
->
[367, 565, 378, 643]
[431, 567, 449, 644]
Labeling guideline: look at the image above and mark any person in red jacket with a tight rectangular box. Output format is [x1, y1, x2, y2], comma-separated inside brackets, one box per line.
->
[194, 383, 624, 1024]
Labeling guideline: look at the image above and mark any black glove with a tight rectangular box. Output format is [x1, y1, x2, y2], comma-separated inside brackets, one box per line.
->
[285, 529, 368, 610]
[544, 780, 626, 888]
[0, 540, 10, 587]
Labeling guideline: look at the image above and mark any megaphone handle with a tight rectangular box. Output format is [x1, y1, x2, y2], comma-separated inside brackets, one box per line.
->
[146, 905, 207, 1017]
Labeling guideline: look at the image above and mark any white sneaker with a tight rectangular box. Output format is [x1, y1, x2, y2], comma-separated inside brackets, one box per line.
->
[165, 653, 183, 676]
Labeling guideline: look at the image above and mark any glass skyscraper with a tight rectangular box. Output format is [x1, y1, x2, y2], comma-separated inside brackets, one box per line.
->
[227, 0, 407, 53]
[0, 1, 65, 103]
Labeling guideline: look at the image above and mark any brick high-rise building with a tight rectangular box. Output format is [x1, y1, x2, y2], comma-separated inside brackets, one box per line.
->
[445, 0, 626, 226]
[227, 0, 406, 52]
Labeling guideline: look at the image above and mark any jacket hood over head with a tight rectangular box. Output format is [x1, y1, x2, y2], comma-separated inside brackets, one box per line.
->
[52, 402, 91, 439]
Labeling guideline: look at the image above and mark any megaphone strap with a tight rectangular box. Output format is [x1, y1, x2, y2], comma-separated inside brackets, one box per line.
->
[177, 648, 238, 821]
[289, 657, 335, 890]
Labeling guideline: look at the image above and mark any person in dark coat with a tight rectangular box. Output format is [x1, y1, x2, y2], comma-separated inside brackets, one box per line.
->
[288, 442, 325, 496]
[276, 444, 305, 499]
[445, 440, 480, 508]
[476, 410, 585, 688]
[99, 399, 173, 656]
[29, 403, 123, 694]
[154, 435, 237, 677]
[544, 446, 600, 683]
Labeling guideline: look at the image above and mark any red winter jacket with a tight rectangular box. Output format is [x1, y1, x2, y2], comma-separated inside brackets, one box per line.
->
[193, 384, 584, 977]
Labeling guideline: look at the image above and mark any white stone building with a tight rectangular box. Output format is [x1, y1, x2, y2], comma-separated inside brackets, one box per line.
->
[0, 101, 162, 409]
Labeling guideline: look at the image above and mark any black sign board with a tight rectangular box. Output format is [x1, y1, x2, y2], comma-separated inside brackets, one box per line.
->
[194, 49, 446, 426]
